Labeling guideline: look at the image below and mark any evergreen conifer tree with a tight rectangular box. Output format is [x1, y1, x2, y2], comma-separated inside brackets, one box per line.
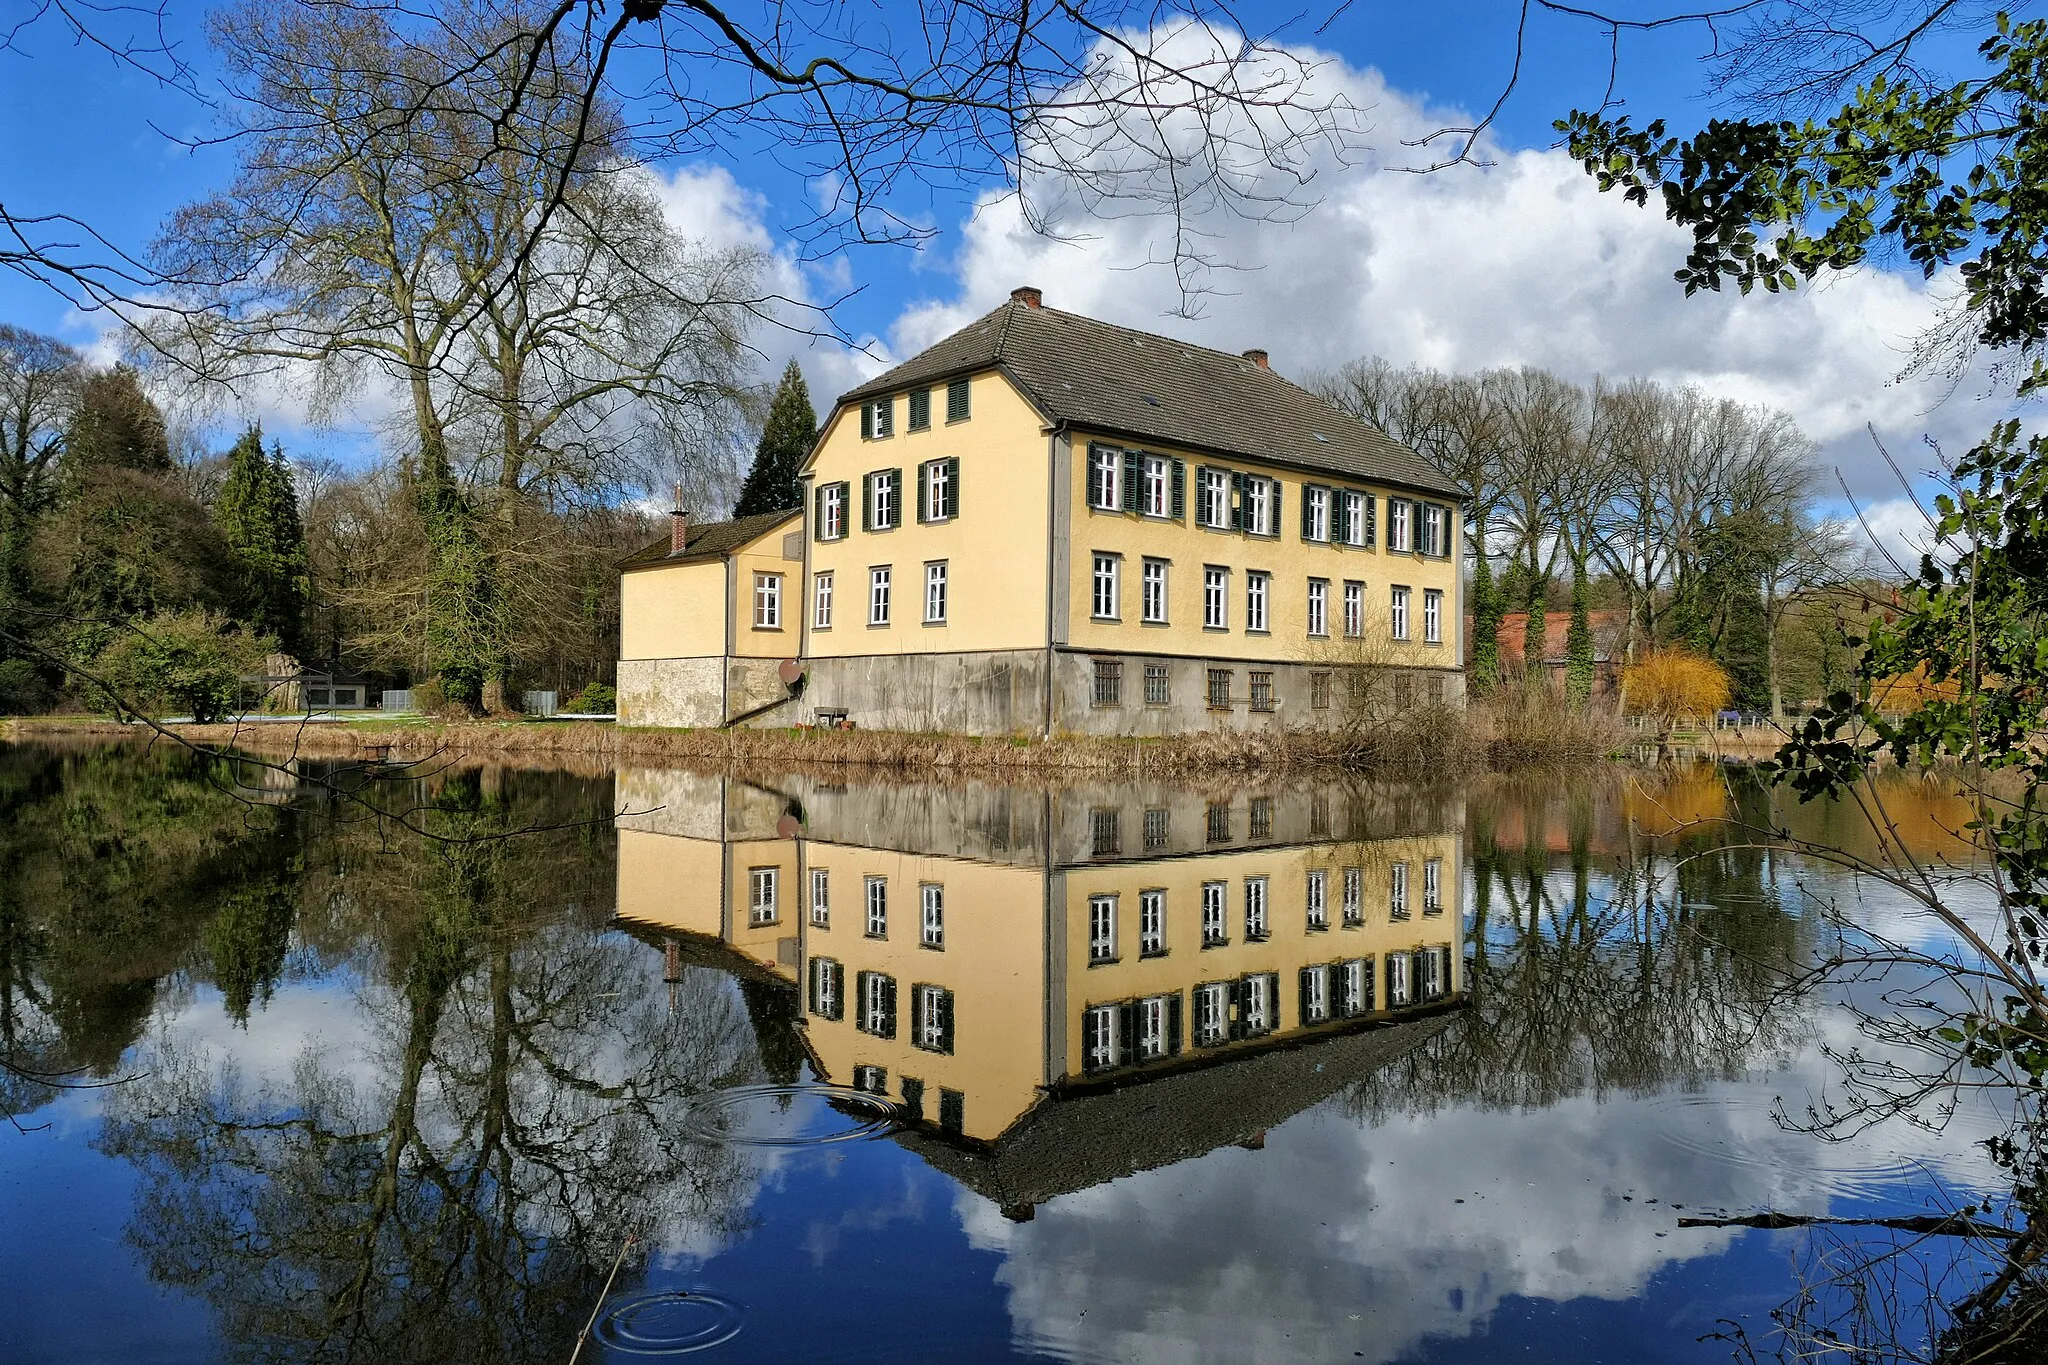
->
[213, 425, 311, 657]
[734, 360, 817, 516]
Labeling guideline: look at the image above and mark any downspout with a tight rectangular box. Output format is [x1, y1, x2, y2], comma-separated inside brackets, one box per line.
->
[1043, 428, 1068, 739]
[722, 556, 736, 723]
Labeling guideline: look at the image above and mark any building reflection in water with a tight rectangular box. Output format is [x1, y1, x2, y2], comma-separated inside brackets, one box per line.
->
[614, 768, 1465, 1215]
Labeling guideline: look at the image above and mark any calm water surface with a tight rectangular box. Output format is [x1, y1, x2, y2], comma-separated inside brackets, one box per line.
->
[0, 743, 2003, 1363]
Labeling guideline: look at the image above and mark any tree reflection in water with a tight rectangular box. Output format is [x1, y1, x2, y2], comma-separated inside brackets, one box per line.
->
[75, 761, 767, 1365]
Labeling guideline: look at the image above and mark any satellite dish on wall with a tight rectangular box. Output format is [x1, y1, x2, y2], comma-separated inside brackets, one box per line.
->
[777, 659, 804, 688]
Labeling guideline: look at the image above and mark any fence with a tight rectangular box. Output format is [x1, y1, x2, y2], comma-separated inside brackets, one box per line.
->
[381, 689, 415, 714]
[522, 690, 559, 718]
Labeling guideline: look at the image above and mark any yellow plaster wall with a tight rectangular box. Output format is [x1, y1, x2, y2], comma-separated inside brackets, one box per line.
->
[1062, 432, 1462, 667]
[799, 847, 1046, 1142]
[804, 371, 1052, 656]
[620, 561, 728, 661]
[1059, 835, 1461, 1078]
[615, 829, 727, 940]
[733, 533, 803, 660]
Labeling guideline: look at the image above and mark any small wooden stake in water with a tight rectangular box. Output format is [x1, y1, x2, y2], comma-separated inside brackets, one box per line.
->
[567, 1231, 636, 1365]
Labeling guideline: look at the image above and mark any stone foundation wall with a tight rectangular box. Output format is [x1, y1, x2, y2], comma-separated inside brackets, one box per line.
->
[622, 648, 1464, 738]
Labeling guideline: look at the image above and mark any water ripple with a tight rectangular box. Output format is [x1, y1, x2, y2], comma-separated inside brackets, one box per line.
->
[680, 1082, 900, 1148]
[594, 1290, 744, 1356]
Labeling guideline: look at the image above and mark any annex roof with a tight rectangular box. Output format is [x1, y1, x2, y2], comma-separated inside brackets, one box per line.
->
[619, 509, 799, 572]
[837, 297, 1466, 501]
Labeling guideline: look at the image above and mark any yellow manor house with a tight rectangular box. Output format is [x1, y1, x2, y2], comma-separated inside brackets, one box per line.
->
[618, 288, 1469, 735]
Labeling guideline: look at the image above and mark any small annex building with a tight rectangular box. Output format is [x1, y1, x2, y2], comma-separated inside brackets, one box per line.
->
[617, 289, 1469, 735]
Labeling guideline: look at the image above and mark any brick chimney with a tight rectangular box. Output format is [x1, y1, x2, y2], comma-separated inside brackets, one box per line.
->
[669, 484, 688, 555]
[1010, 286, 1043, 309]
[1242, 348, 1269, 369]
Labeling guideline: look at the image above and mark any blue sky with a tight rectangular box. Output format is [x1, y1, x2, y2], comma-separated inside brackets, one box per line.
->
[0, 2, 2009, 546]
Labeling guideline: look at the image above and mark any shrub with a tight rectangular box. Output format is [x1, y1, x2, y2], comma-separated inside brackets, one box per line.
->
[0, 658, 56, 715]
[88, 610, 274, 723]
[407, 675, 476, 719]
[564, 681, 617, 714]
[1622, 648, 1732, 742]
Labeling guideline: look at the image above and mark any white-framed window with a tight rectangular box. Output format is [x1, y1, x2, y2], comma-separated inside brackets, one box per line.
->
[1244, 876, 1269, 940]
[1303, 964, 1331, 1023]
[753, 573, 782, 629]
[1423, 945, 1449, 998]
[1242, 973, 1272, 1034]
[1306, 869, 1328, 929]
[1142, 455, 1170, 518]
[1342, 957, 1370, 1015]
[1423, 857, 1443, 914]
[1092, 553, 1120, 620]
[749, 866, 778, 925]
[862, 396, 894, 439]
[1306, 578, 1329, 637]
[925, 561, 948, 624]
[1195, 982, 1230, 1046]
[1201, 880, 1227, 946]
[1203, 566, 1228, 629]
[861, 971, 895, 1034]
[924, 459, 952, 521]
[1084, 1004, 1122, 1072]
[1390, 861, 1410, 918]
[1389, 951, 1413, 1006]
[1090, 445, 1122, 511]
[1141, 558, 1168, 624]
[1390, 585, 1411, 641]
[1423, 503, 1449, 557]
[811, 957, 842, 1017]
[1389, 499, 1413, 552]
[1344, 580, 1364, 638]
[819, 482, 848, 540]
[869, 566, 892, 626]
[1343, 490, 1368, 547]
[915, 984, 953, 1052]
[1242, 476, 1274, 536]
[1198, 467, 1231, 527]
[1245, 572, 1270, 633]
[810, 868, 830, 927]
[870, 469, 899, 528]
[1342, 867, 1363, 926]
[1139, 889, 1166, 956]
[1305, 485, 1330, 542]
[1138, 994, 1172, 1060]
[1088, 893, 1117, 963]
[813, 571, 834, 629]
[865, 875, 888, 937]
[1424, 588, 1442, 644]
[921, 883, 945, 947]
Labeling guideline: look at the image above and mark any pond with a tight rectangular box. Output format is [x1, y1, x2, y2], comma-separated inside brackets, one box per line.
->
[0, 741, 2011, 1363]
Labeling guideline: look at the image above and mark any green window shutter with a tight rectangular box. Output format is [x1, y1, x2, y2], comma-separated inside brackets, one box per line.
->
[855, 970, 872, 1028]
[1116, 1000, 1139, 1062]
[1299, 967, 1312, 1023]
[860, 403, 873, 440]
[900, 1075, 925, 1118]
[947, 378, 970, 423]
[861, 473, 874, 531]
[1265, 972, 1281, 1030]
[1228, 977, 1245, 1039]
[890, 469, 904, 528]
[938, 988, 955, 1054]
[1170, 460, 1186, 520]
[945, 457, 961, 518]
[814, 484, 826, 541]
[916, 462, 930, 524]
[1269, 480, 1282, 537]
[1332, 491, 1349, 544]
[1301, 485, 1316, 540]
[1121, 450, 1141, 513]
[1087, 444, 1106, 509]
[832, 962, 845, 1019]
[1166, 992, 1184, 1056]
[1230, 473, 1245, 531]
[881, 974, 898, 1039]
[909, 388, 930, 430]
[1364, 493, 1377, 547]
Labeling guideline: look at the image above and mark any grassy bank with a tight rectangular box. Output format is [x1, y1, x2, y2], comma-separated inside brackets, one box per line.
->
[6, 686, 1631, 776]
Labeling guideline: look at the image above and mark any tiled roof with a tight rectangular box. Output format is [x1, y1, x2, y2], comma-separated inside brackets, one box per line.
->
[618, 509, 798, 570]
[838, 300, 1466, 500]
